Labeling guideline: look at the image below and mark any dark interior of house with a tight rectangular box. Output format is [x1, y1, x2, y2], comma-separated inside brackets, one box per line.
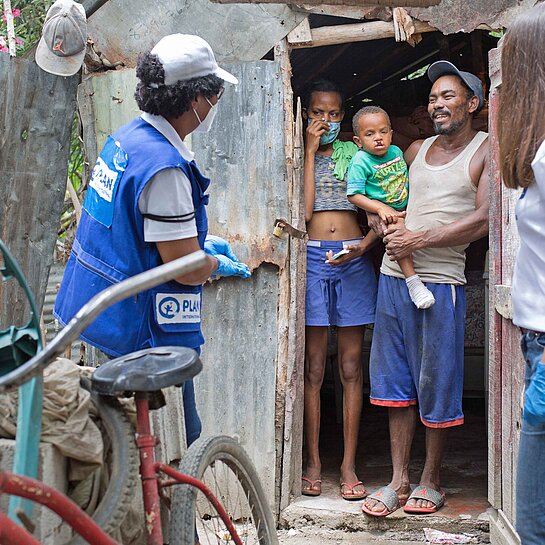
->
[287, 17, 499, 516]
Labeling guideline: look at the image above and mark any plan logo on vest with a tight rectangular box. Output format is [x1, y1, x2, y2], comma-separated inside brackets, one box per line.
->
[89, 157, 119, 202]
[155, 293, 201, 325]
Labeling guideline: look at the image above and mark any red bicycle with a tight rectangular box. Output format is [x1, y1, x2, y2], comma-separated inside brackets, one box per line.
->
[0, 248, 277, 545]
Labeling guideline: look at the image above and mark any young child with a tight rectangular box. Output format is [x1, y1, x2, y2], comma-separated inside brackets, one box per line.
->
[346, 106, 435, 309]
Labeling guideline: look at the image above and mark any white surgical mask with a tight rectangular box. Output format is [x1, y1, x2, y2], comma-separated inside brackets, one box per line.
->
[193, 98, 217, 133]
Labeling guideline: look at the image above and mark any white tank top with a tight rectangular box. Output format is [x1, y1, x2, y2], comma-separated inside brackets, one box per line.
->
[512, 140, 545, 331]
[381, 131, 488, 285]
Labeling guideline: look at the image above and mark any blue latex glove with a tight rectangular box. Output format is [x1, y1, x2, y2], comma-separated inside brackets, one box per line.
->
[214, 254, 251, 278]
[204, 235, 239, 262]
[524, 362, 545, 426]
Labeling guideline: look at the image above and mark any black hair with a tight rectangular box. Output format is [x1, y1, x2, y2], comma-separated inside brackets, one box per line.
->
[134, 52, 224, 118]
[302, 79, 345, 110]
[352, 105, 391, 134]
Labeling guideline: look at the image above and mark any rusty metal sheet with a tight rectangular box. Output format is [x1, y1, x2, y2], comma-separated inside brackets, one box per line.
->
[407, 0, 539, 34]
[0, 56, 77, 326]
[193, 61, 288, 506]
[198, 265, 280, 508]
[86, 0, 305, 67]
[192, 60, 289, 270]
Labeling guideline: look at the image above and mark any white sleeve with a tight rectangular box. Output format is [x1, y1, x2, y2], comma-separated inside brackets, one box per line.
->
[532, 140, 545, 201]
[138, 168, 198, 242]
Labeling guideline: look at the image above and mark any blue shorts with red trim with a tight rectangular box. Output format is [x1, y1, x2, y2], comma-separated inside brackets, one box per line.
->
[369, 274, 465, 428]
[305, 239, 377, 327]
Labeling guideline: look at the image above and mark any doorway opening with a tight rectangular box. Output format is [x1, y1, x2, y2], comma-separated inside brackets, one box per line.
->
[289, 18, 497, 525]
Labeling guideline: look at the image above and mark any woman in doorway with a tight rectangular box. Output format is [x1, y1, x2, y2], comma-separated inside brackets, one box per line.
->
[498, 4, 545, 544]
[302, 79, 378, 500]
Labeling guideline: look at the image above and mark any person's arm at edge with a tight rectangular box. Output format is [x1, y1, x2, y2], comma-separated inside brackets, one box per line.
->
[384, 139, 489, 259]
[157, 237, 218, 285]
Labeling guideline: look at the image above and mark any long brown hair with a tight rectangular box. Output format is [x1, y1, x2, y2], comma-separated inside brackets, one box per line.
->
[498, 3, 545, 189]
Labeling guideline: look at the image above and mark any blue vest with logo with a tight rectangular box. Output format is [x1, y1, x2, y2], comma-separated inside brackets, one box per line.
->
[54, 117, 209, 357]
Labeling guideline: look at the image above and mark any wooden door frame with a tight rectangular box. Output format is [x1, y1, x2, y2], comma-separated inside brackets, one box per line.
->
[487, 40, 522, 545]
[274, 39, 307, 515]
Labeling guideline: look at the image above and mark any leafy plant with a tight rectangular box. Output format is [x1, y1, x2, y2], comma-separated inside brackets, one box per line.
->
[0, 0, 54, 54]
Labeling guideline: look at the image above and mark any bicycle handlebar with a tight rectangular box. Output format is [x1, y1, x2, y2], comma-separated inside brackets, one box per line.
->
[0, 250, 208, 392]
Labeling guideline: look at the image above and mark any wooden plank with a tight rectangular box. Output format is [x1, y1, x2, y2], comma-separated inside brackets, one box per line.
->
[273, 40, 307, 513]
[290, 19, 437, 49]
[281, 96, 306, 510]
[488, 80, 503, 510]
[489, 508, 521, 545]
[273, 38, 293, 516]
[0, 56, 78, 321]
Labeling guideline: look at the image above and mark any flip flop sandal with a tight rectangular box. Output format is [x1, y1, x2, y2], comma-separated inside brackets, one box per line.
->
[361, 486, 403, 517]
[403, 485, 446, 514]
[340, 481, 367, 501]
[301, 476, 322, 497]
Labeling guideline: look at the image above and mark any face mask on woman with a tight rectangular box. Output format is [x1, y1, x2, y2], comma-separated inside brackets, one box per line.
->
[193, 98, 217, 133]
[308, 119, 341, 145]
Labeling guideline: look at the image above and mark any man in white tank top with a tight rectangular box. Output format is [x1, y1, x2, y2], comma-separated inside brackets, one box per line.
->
[362, 61, 489, 517]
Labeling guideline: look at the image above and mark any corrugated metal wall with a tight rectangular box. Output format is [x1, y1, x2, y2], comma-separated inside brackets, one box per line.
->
[193, 61, 288, 506]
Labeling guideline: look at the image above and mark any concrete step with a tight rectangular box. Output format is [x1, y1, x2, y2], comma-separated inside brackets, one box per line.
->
[280, 493, 490, 543]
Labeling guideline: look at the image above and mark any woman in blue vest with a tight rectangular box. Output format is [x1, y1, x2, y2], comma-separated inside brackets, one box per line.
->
[54, 34, 251, 447]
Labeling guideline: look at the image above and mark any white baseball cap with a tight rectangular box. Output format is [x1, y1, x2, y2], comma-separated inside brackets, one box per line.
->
[150, 34, 238, 86]
[35, 0, 87, 77]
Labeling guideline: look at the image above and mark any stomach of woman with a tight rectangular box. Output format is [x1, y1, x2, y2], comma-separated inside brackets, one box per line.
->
[306, 210, 363, 241]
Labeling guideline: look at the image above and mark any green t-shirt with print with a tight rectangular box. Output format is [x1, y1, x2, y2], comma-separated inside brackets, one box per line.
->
[346, 145, 409, 210]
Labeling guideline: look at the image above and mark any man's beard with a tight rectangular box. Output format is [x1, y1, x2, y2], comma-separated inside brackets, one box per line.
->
[433, 116, 465, 136]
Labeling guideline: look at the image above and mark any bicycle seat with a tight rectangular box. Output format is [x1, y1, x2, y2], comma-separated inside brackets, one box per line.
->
[91, 346, 202, 396]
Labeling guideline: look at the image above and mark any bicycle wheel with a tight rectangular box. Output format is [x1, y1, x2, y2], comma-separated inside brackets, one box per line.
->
[169, 435, 278, 545]
[65, 377, 139, 545]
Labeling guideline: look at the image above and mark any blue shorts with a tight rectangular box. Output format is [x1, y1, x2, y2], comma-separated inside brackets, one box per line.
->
[305, 239, 377, 327]
[369, 274, 465, 427]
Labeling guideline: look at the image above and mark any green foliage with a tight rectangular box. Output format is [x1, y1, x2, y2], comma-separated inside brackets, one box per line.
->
[0, 0, 54, 54]
[402, 64, 431, 81]
[489, 29, 505, 39]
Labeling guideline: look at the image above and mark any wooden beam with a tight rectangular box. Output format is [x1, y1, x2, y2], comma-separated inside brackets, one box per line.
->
[291, 19, 437, 49]
[291, 19, 494, 49]
[212, 0, 440, 6]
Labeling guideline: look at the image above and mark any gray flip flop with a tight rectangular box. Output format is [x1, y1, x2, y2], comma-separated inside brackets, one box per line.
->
[403, 485, 445, 514]
[361, 486, 401, 517]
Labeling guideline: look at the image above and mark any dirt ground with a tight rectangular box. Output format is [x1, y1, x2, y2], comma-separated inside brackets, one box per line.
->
[277, 527, 426, 544]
